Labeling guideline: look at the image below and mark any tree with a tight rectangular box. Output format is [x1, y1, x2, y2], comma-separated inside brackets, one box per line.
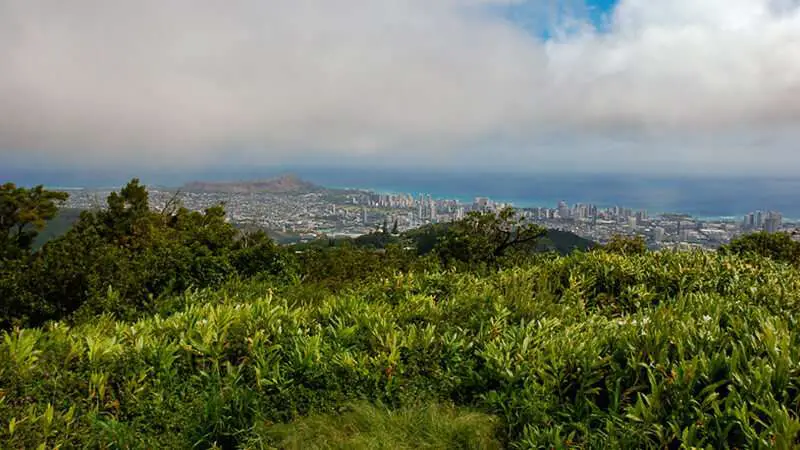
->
[435, 207, 546, 267]
[0, 178, 298, 327]
[0, 183, 68, 259]
[720, 231, 800, 265]
[391, 219, 399, 235]
[601, 235, 647, 256]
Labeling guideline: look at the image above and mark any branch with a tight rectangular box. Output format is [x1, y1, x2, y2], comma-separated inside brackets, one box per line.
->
[160, 189, 183, 219]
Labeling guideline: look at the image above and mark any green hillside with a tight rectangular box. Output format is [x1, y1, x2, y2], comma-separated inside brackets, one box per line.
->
[4, 180, 800, 449]
[3, 251, 800, 448]
[330, 223, 595, 255]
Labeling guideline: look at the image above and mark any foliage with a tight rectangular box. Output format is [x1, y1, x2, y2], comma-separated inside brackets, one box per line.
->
[406, 223, 593, 258]
[3, 251, 800, 448]
[32, 208, 83, 249]
[297, 242, 437, 291]
[249, 402, 502, 449]
[1, 179, 296, 327]
[404, 223, 452, 255]
[602, 234, 648, 255]
[0, 183, 68, 259]
[536, 229, 595, 254]
[7, 177, 800, 448]
[435, 207, 547, 267]
[721, 231, 800, 265]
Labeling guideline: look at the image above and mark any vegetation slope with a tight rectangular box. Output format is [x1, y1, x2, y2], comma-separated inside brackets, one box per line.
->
[3, 180, 800, 449]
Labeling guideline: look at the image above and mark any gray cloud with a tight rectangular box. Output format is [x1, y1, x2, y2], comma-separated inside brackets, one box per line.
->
[1, 0, 799, 172]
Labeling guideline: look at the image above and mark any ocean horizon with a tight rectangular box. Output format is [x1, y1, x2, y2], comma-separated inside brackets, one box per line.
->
[7, 167, 800, 221]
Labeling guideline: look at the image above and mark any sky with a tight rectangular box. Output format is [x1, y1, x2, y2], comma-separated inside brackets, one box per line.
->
[2, 0, 800, 176]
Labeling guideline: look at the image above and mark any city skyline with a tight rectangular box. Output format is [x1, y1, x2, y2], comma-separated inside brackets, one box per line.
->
[20, 168, 800, 222]
[60, 178, 792, 251]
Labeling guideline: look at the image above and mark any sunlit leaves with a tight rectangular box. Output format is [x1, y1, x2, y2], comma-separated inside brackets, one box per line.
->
[2, 250, 800, 447]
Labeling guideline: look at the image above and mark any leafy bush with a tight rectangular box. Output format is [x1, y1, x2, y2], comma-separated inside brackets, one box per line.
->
[721, 231, 800, 265]
[601, 234, 648, 255]
[3, 251, 800, 448]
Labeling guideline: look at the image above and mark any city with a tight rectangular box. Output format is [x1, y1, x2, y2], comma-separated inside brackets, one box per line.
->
[61, 179, 793, 250]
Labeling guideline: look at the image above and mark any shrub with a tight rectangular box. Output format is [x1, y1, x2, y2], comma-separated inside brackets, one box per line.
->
[3, 251, 800, 447]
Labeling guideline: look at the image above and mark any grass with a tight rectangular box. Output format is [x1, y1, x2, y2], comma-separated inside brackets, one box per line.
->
[248, 402, 502, 449]
[3, 250, 800, 448]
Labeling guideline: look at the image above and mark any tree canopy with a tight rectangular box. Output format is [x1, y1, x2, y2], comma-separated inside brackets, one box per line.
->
[0, 179, 294, 327]
[435, 207, 547, 267]
[0, 183, 68, 259]
[720, 231, 800, 265]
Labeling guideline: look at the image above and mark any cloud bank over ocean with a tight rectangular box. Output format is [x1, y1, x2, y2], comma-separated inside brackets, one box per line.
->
[1, 0, 799, 173]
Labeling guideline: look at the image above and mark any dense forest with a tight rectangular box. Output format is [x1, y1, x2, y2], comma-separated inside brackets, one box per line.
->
[3, 180, 800, 448]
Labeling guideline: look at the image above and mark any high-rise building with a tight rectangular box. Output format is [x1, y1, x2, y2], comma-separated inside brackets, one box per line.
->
[654, 227, 665, 242]
[764, 211, 782, 233]
[743, 213, 755, 230]
[557, 201, 569, 219]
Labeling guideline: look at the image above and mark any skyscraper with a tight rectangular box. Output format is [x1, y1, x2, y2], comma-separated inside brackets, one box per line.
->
[557, 201, 569, 219]
[764, 211, 782, 233]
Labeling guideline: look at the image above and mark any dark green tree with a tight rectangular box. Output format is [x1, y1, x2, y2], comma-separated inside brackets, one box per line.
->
[720, 231, 800, 265]
[435, 207, 546, 267]
[602, 235, 647, 256]
[0, 183, 68, 259]
[1, 178, 293, 327]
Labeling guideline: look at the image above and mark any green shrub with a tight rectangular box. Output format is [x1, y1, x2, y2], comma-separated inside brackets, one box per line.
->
[721, 231, 800, 265]
[3, 251, 800, 448]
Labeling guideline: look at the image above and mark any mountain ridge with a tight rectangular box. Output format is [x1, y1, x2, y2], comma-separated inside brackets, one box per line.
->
[182, 174, 319, 194]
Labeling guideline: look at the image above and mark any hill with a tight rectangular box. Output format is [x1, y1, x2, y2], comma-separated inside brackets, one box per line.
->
[182, 173, 319, 194]
[401, 223, 595, 255]
[294, 225, 594, 256]
[537, 228, 595, 253]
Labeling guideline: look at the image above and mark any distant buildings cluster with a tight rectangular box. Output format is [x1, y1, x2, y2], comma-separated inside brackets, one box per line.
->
[62, 184, 792, 249]
[526, 202, 648, 224]
[742, 210, 782, 233]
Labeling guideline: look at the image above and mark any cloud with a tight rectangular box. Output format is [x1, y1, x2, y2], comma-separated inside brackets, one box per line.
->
[1, 0, 799, 172]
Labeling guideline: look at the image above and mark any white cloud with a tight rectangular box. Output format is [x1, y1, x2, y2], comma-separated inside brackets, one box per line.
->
[1, 0, 799, 172]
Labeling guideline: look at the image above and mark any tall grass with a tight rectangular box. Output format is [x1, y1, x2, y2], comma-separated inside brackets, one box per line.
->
[248, 402, 502, 449]
[2, 251, 800, 448]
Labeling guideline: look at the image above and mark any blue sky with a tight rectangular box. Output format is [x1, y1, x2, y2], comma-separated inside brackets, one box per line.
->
[490, 0, 619, 39]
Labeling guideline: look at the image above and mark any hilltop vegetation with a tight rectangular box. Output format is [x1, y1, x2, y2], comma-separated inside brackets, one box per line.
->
[308, 222, 593, 256]
[32, 208, 83, 249]
[3, 179, 800, 448]
[4, 251, 800, 448]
